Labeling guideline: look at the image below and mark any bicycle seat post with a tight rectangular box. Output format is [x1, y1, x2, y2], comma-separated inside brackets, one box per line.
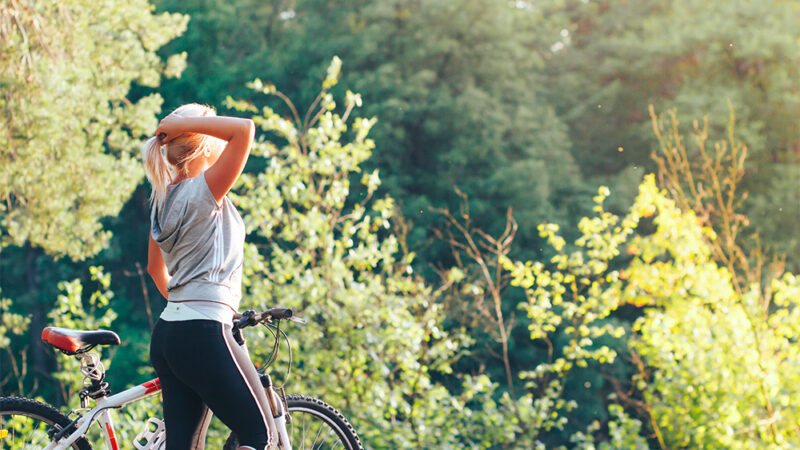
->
[77, 352, 111, 408]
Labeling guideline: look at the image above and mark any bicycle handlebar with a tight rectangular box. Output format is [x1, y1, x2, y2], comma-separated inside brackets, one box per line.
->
[231, 308, 306, 347]
[234, 308, 304, 330]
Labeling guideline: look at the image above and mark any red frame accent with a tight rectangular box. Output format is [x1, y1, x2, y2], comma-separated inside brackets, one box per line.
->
[105, 422, 119, 450]
[141, 378, 162, 394]
[41, 327, 81, 353]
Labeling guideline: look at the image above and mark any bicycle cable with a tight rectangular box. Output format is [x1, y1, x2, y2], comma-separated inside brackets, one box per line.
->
[259, 320, 293, 388]
[279, 323, 292, 388]
[258, 322, 280, 372]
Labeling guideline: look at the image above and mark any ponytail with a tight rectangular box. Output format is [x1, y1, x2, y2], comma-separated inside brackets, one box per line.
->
[141, 136, 172, 208]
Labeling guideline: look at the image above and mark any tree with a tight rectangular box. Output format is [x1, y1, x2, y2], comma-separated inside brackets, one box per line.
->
[542, 0, 800, 267]
[0, 0, 188, 408]
[0, 0, 188, 260]
[154, 0, 585, 260]
[153, 0, 291, 109]
[337, 0, 582, 245]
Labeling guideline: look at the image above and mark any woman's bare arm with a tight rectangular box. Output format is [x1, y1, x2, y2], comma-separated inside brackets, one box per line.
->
[156, 115, 255, 203]
[147, 233, 171, 299]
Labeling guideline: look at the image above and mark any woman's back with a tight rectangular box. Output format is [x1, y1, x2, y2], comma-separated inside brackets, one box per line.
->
[151, 172, 245, 311]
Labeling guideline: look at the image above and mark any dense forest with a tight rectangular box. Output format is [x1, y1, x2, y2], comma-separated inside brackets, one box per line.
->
[2, 0, 799, 447]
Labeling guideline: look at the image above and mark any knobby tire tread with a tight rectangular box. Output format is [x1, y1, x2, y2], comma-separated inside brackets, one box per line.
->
[223, 394, 363, 450]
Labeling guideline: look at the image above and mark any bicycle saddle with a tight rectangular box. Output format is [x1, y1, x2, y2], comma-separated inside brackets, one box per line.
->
[41, 327, 120, 353]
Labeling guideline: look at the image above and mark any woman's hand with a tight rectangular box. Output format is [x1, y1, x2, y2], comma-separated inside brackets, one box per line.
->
[155, 114, 187, 145]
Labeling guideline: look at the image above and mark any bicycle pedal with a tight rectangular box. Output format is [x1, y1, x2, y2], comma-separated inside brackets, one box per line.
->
[134, 417, 166, 449]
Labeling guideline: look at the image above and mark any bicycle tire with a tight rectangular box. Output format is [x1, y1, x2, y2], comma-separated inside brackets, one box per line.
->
[223, 394, 363, 450]
[0, 396, 93, 449]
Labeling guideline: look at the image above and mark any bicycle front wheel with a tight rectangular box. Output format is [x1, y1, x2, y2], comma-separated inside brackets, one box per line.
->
[0, 396, 92, 450]
[224, 394, 362, 450]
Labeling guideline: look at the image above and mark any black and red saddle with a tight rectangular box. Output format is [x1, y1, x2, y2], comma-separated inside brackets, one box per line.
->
[41, 327, 120, 354]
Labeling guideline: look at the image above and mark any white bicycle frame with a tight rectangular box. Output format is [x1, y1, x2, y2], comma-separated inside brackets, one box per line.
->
[44, 377, 292, 450]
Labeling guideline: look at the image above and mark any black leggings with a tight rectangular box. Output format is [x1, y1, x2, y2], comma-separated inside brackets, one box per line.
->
[150, 319, 272, 449]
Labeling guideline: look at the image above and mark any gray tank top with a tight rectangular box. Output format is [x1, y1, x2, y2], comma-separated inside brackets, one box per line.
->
[151, 171, 245, 316]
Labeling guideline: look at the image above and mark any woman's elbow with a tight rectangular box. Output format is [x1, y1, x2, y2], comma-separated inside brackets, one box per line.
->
[146, 265, 161, 283]
[244, 119, 255, 141]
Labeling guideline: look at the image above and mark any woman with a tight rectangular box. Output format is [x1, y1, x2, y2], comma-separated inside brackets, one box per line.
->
[143, 103, 270, 450]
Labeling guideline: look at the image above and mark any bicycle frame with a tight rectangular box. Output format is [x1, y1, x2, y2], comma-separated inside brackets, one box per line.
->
[44, 378, 162, 450]
[45, 376, 291, 450]
[36, 314, 303, 450]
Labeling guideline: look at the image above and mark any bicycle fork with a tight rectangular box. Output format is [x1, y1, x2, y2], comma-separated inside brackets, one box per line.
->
[260, 373, 292, 450]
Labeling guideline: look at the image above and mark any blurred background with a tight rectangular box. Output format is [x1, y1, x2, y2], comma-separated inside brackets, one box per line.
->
[2, 0, 799, 447]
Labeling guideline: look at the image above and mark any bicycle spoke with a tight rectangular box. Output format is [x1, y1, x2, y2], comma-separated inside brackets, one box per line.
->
[310, 418, 324, 449]
[1, 413, 54, 448]
[23, 423, 37, 448]
[326, 427, 341, 448]
[301, 412, 308, 450]
[313, 424, 336, 449]
[288, 410, 350, 449]
[321, 423, 339, 449]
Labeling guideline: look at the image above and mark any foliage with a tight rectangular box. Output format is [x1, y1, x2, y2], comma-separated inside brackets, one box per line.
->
[499, 171, 800, 447]
[430, 180, 651, 447]
[432, 200, 520, 402]
[497, 182, 641, 447]
[0, 0, 187, 259]
[153, 0, 288, 108]
[621, 182, 800, 447]
[338, 0, 583, 243]
[226, 58, 509, 447]
[0, 291, 31, 396]
[570, 403, 649, 450]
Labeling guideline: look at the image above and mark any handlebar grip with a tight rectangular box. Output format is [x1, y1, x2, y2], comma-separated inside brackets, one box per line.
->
[269, 308, 293, 319]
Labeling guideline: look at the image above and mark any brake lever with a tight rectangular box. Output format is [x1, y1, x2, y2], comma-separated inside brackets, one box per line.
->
[288, 316, 307, 325]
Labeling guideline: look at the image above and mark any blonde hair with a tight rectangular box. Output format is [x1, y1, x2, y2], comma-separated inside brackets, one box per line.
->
[141, 103, 226, 208]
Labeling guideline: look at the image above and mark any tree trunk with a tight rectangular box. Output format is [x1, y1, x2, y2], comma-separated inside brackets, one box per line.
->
[25, 245, 47, 383]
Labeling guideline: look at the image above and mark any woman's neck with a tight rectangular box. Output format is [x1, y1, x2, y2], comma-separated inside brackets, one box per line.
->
[171, 160, 209, 185]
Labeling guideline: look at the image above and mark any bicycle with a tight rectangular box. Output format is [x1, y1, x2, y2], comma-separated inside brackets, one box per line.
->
[0, 308, 363, 449]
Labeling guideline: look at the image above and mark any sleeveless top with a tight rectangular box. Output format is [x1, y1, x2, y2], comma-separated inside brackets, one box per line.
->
[150, 171, 245, 323]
